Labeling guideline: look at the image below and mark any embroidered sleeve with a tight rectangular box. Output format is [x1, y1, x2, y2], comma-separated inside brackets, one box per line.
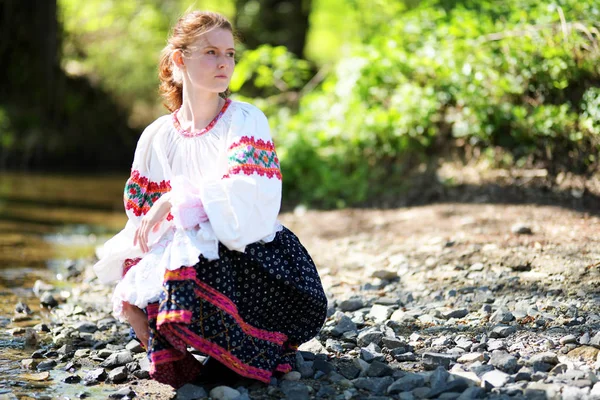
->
[199, 106, 282, 252]
[124, 170, 171, 217]
[225, 136, 282, 180]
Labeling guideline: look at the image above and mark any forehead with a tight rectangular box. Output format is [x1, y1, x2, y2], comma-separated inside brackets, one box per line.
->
[192, 28, 234, 49]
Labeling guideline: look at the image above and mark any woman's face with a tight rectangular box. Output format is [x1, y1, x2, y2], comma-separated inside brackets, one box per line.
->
[177, 28, 235, 94]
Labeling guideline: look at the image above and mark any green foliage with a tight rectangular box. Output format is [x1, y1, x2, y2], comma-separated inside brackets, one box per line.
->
[264, 0, 600, 206]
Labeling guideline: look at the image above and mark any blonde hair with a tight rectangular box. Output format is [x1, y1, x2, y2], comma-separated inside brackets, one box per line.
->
[158, 11, 234, 112]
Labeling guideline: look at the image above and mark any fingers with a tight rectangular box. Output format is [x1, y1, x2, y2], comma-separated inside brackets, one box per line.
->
[134, 222, 150, 253]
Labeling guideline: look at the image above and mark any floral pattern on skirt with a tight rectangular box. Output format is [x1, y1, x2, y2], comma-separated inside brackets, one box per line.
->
[141, 227, 328, 388]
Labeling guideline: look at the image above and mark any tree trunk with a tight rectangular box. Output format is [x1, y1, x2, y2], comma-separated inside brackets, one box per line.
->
[234, 0, 312, 58]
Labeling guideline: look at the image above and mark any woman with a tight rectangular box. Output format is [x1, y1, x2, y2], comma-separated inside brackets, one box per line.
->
[93, 10, 328, 388]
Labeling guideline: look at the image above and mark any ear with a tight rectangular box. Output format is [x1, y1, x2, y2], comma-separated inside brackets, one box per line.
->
[172, 50, 185, 69]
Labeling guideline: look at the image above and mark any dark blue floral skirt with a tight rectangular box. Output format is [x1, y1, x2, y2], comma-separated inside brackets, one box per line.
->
[143, 227, 328, 388]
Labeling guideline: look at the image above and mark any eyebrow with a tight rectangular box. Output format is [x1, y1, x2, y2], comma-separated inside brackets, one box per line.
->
[203, 45, 235, 51]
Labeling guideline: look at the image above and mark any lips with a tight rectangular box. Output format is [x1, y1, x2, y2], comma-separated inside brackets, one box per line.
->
[215, 75, 228, 79]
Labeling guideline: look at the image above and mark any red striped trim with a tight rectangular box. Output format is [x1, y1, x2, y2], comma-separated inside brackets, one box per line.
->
[161, 267, 288, 346]
[157, 310, 192, 325]
[275, 363, 293, 373]
[159, 323, 273, 383]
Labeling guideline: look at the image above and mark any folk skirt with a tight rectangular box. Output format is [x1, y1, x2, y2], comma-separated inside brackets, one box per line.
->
[136, 227, 328, 388]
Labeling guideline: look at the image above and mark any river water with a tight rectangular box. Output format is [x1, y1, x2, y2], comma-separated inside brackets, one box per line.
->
[0, 172, 128, 398]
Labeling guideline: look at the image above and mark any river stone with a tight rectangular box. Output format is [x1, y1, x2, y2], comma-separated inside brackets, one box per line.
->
[298, 338, 326, 354]
[339, 298, 364, 312]
[366, 360, 394, 377]
[101, 351, 134, 368]
[457, 353, 484, 363]
[337, 359, 361, 380]
[430, 366, 450, 390]
[527, 352, 558, 366]
[63, 374, 81, 384]
[489, 350, 518, 373]
[369, 304, 394, 323]
[560, 334, 577, 345]
[443, 309, 469, 319]
[357, 329, 383, 347]
[382, 337, 407, 350]
[353, 376, 394, 395]
[108, 387, 135, 399]
[427, 378, 470, 398]
[481, 369, 511, 388]
[331, 314, 357, 337]
[84, 368, 107, 385]
[282, 371, 301, 381]
[177, 384, 208, 400]
[566, 345, 599, 362]
[489, 325, 516, 338]
[387, 374, 425, 394]
[40, 292, 58, 308]
[21, 359, 38, 370]
[37, 360, 57, 371]
[108, 366, 128, 383]
[279, 381, 309, 400]
[456, 387, 486, 400]
[422, 352, 457, 370]
[73, 321, 97, 333]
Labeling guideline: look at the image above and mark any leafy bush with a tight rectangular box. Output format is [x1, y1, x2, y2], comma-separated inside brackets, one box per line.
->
[255, 0, 600, 206]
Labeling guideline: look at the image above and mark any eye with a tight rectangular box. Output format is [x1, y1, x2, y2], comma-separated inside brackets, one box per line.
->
[227, 52, 235, 58]
[207, 50, 216, 55]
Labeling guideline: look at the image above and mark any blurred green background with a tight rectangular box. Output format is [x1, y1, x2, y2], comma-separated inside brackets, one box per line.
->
[1, 0, 599, 208]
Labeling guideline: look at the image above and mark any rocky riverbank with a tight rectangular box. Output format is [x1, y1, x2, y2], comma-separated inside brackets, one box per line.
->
[3, 203, 600, 399]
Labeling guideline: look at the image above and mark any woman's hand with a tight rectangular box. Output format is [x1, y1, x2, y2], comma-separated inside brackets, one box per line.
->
[133, 192, 172, 253]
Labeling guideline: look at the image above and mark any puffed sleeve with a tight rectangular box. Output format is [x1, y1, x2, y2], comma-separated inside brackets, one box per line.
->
[198, 105, 282, 252]
[122, 117, 172, 226]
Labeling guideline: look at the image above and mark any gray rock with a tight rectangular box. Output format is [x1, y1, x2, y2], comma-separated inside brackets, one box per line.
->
[176, 384, 208, 400]
[361, 343, 385, 363]
[580, 332, 591, 345]
[283, 371, 301, 381]
[511, 223, 532, 234]
[325, 338, 344, 353]
[337, 360, 361, 380]
[489, 325, 516, 338]
[84, 368, 107, 385]
[357, 329, 383, 347]
[37, 360, 57, 371]
[331, 314, 357, 337]
[339, 298, 364, 312]
[368, 305, 394, 323]
[107, 366, 128, 383]
[279, 381, 309, 400]
[387, 374, 425, 394]
[63, 374, 81, 384]
[422, 352, 457, 370]
[590, 332, 600, 348]
[40, 292, 58, 308]
[209, 386, 240, 400]
[394, 352, 417, 362]
[527, 352, 558, 366]
[100, 351, 134, 369]
[560, 335, 577, 345]
[489, 350, 518, 373]
[125, 340, 145, 354]
[481, 369, 511, 388]
[427, 379, 470, 398]
[353, 376, 394, 395]
[430, 366, 450, 390]
[366, 360, 394, 377]
[108, 387, 135, 399]
[491, 308, 514, 324]
[515, 367, 533, 381]
[73, 321, 97, 333]
[443, 309, 469, 319]
[382, 337, 407, 350]
[313, 358, 334, 374]
[316, 385, 336, 398]
[456, 387, 485, 399]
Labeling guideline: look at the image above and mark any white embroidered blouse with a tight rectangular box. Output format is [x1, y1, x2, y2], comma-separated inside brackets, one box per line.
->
[93, 99, 283, 317]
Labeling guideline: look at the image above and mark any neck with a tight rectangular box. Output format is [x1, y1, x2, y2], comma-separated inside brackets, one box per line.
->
[178, 85, 223, 131]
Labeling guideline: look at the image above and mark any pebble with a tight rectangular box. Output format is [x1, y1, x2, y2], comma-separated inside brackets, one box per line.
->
[107, 366, 128, 383]
[39, 292, 58, 308]
[83, 368, 107, 385]
[177, 384, 207, 400]
[100, 351, 134, 368]
[279, 381, 309, 400]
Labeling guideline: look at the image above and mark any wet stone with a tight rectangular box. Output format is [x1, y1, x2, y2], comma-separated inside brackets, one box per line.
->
[108, 366, 128, 383]
[37, 360, 57, 371]
[387, 374, 425, 394]
[100, 351, 134, 368]
[73, 321, 97, 333]
[339, 298, 364, 312]
[108, 387, 135, 399]
[40, 292, 58, 308]
[63, 374, 81, 384]
[279, 381, 309, 400]
[84, 368, 107, 385]
[353, 376, 394, 395]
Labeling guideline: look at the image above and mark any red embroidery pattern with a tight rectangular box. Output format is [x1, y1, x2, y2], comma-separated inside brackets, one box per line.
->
[124, 170, 171, 216]
[226, 136, 282, 180]
[172, 99, 232, 138]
